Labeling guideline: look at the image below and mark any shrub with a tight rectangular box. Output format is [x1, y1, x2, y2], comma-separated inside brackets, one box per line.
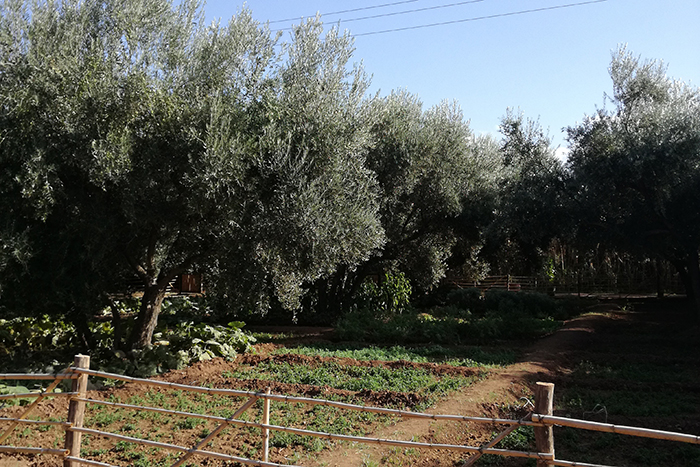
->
[483, 289, 562, 318]
[355, 272, 412, 317]
[430, 305, 472, 320]
[336, 290, 577, 345]
[445, 288, 484, 314]
[105, 320, 256, 377]
[0, 299, 256, 376]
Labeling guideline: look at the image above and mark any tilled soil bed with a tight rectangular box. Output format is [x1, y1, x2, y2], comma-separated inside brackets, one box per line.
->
[0, 351, 486, 466]
[3, 298, 699, 467]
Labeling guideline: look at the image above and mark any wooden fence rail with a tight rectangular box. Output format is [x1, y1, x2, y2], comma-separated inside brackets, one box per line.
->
[0, 355, 698, 467]
[445, 274, 539, 292]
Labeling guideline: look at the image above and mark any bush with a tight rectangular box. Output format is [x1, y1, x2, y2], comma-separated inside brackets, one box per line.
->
[355, 272, 412, 317]
[0, 298, 256, 376]
[445, 288, 484, 313]
[430, 305, 472, 320]
[119, 320, 255, 376]
[483, 289, 563, 318]
[336, 291, 578, 345]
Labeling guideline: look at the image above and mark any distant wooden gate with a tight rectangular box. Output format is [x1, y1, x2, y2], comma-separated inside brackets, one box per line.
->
[446, 275, 538, 292]
[1, 355, 699, 467]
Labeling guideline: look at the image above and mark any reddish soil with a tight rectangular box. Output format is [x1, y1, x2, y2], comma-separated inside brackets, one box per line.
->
[0, 301, 650, 467]
[308, 310, 622, 467]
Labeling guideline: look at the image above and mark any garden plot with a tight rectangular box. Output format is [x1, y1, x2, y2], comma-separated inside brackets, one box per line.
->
[0, 348, 488, 466]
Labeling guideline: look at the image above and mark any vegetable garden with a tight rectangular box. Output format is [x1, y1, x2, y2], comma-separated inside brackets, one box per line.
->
[2, 296, 700, 466]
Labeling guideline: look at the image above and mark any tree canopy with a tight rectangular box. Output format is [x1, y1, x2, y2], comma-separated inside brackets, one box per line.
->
[483, 110, 565, 275]
[566, 46, 700, 313]
[3, 0, 700, 352]
[0, 0, 384, 347]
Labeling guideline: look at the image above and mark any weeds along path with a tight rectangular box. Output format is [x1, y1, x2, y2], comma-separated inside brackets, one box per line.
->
[0, 303, 637, 467]
[310, 306, 623, 467]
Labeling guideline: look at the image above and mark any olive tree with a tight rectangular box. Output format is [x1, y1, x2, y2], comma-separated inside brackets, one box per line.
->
[206, 18, 385, 319]
[305, 90, 501, 319]
[365, 93, 498, 290]
[567, 47, 700, 315]
[0, 1, 384, 347]
[483, 110, 565, 275]
[1, 0, 282, 348]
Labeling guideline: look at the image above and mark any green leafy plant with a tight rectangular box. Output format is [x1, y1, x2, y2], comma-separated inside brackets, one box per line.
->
[337, 291, 577, 345]
[115, 321, 256, 377]
[355, 272, 412, 317]
[0, 306, 255, 377]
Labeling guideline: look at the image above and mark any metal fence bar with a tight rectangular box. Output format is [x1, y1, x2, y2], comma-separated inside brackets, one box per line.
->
[0, 392, 77, 401]
[67, 426, 298, 467]
[218, 419, 554, 461]
[0, 418, 70, 427]
[533, 414, 700, 444]
[64, 456, 119, 467]
[0, 372, 79, 380]
[77, 397, 247, 423]
[72, 367, 253, 396]
[70, 367, 539, 427]
[549, 460, 616, 467]
[81, 395, 539, 428]
[0, 445, 68, 456]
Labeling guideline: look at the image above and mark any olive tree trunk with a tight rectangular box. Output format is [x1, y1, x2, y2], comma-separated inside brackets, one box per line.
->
[687, 250, 700, 322]
[128, 284, 167, 350]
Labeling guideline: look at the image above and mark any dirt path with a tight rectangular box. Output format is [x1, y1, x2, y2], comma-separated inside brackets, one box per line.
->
[310, 308, 622, 467]
[0, 305, 626, 467]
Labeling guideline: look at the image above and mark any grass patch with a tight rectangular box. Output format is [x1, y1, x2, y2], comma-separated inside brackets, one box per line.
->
[272, 343, 517, 367]
[224, 361, 478, 410]
[552, 299, 700, 467]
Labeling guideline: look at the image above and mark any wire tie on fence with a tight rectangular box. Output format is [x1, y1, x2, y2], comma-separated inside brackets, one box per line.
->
[519, 397, 535, 410]
[583, 404, 608, 424]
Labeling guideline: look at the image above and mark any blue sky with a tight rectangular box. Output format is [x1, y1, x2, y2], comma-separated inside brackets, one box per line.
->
[203, 0, 700, 153]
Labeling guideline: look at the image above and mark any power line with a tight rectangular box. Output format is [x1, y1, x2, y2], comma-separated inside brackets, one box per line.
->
[336, 0, 485, 24]
[354, 0, 609, 37]
[272, 0, 487, 31]
[267, 0, 420, 25]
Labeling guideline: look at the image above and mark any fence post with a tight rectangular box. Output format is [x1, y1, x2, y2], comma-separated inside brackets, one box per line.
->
[64, 354, 90, 467]
[534, 382, 554, 466]
[262, 387, 271, 462]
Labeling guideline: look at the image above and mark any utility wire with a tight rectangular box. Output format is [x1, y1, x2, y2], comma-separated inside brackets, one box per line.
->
[267, 0, 420, 24]
[342, 0, 486, 24]
[354, 0, 609, 37]
[272, 0, 487, 31]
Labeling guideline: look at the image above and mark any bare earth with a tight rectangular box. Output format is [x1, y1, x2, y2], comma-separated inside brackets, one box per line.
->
[309, 310, 620, 467]
[0, 303, 634, 466]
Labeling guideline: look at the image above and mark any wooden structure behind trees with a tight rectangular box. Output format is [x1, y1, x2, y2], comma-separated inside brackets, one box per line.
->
[445, 247, 685, 297]
[121, 273, 204, 296]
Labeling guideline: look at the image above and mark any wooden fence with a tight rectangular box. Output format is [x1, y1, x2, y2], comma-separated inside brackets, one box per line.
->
[446, 275, 539, 292]
[444, 273, 686, 296]
[1, 355, 699, 467]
